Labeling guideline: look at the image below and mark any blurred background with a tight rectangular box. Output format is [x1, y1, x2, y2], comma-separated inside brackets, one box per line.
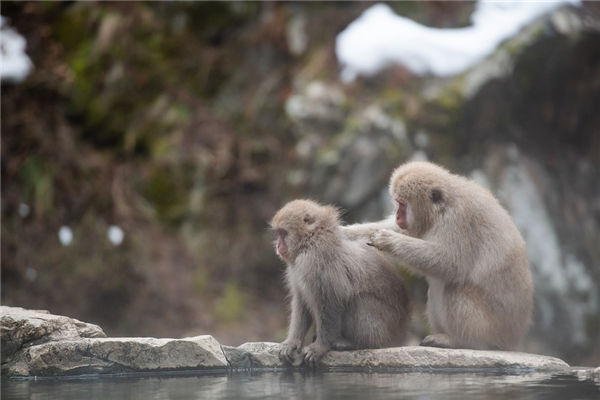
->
[1, 2, 599, 366]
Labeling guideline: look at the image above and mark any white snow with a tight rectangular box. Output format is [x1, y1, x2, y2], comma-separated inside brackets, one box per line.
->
[0, 16, 32, 82]
[58, 226, 73, 246]
[107, 225, 124, 246]
[336, 0, 579, 82]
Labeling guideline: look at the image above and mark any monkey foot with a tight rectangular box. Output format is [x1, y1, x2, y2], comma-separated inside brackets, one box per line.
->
[330, 338, 356, 351]
[420, 333, 454, 349]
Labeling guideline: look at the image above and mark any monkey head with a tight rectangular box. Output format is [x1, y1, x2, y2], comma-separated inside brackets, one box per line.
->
[389, 161, 448, 237]
[270, 199, 340, 264]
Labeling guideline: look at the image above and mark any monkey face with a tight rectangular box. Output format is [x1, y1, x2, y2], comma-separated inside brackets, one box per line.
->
[395, 199, 408, 229]
[389, 162, 448, 236]
[275, 229, 289, 260]
[271, 199, 341, 264]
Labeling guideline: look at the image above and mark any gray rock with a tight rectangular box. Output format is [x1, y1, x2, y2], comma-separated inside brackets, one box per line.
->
[322, 346, 570, 371]
[232, 342, 285, 368]
[573, 366, 600, 384]
[3, 336, 227, 376]
[1, 307, 572, 377]
[227, 342, 570, 372]
[0, 306, 106, 360]
[222, 345, 254, 369]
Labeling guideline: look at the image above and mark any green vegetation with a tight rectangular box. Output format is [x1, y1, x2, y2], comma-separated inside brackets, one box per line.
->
[214, 281, 245, 323]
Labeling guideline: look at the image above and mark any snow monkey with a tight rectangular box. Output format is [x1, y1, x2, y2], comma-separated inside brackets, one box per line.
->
[271, 199, 411, 367]
[345, 161, 533, 350]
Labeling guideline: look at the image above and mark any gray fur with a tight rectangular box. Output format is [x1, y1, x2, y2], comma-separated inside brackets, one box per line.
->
[348, 161, 533, 350]
[271, 200, 411, 367]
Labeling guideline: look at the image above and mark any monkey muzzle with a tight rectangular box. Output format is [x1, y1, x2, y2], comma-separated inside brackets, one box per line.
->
[396, 199, 408, 229]
[276, 230, 288, 258]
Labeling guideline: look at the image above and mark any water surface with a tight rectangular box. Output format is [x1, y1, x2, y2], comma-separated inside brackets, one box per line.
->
[3, 370, 599, 400]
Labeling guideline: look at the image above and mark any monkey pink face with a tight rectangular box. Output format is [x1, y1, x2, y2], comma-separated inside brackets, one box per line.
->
[275, 229, 289, 259]
[396, 199, 408, 229]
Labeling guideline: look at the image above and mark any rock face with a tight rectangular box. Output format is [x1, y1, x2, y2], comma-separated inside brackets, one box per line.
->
[1, 307, 572, 377]
[1, 307, 227, 376]
[4, 336, 228, 376]
[224, 342, 570, 372]
[0, 306, 106, 360]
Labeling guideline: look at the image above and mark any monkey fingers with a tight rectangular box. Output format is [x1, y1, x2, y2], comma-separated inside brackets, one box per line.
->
[369, 229, 396, 252]
[301, 344, 327, 369]
[279, 341, 302, 365]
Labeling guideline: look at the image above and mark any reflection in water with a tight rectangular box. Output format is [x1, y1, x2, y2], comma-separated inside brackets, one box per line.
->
[2, 371, 599, 400]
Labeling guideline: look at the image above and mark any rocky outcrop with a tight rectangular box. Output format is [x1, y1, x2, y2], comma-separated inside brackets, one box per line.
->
[0, 306, 106, 360]
[223, 342, 570, 372]
[1, 307, 573, 377]
[4, 336, 228, 376]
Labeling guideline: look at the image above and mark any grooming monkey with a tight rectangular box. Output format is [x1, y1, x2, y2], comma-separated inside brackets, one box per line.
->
[271, 199, 411, 367]
[346, 161, 533, 350]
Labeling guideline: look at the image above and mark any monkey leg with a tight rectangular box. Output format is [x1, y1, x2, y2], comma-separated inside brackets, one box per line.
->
[330, 337, 356, 351]
[343, 295, 405, 349]
[301, 299, 346, 368]
[443, 286, 498, 350]
[308, 330, 347, 347]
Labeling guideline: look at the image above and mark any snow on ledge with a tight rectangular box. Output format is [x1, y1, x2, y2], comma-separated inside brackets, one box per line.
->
[336, 0, 580, 82]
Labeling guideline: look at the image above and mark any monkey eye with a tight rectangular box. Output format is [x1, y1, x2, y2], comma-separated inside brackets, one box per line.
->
[272, 228, 286, 239]
[431, 188, 443, 203]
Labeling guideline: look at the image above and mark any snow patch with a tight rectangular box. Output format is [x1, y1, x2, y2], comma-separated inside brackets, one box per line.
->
[58, 226, 73, 246]
[1, 16, 33, 82]
[107, 225, 125, 246]
[336, 1, 579, 82]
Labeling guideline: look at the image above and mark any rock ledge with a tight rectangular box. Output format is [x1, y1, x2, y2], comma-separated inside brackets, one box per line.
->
[1, 307, 571, 377]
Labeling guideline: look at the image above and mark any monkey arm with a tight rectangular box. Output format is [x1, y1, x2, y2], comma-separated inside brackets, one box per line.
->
[280, 293, 313, 365]
[342, 216, 403, 240]
[285, 294, 312, 343]
[370, 229, 457, 281]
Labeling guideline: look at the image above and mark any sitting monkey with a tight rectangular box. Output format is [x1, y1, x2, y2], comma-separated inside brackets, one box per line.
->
[271, 199, 411, 367]
[345, 161, 533, 350]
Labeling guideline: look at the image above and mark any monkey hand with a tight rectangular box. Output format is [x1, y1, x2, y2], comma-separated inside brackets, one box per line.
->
[301, 342, 328, 369]
[279, 339, 302, 365]
[368, 229, 396, 252]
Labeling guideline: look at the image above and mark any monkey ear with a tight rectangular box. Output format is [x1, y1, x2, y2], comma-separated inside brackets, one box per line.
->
[431, 188, 443, 203]
[303, 213, 316, 225]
